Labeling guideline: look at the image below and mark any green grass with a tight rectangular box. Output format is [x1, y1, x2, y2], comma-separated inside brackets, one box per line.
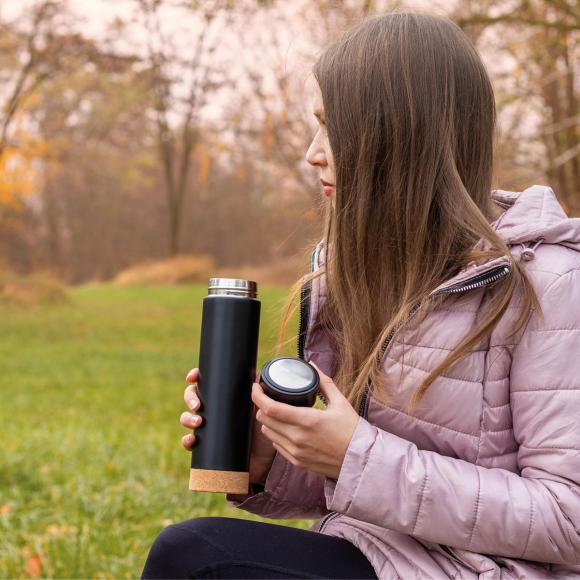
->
[0, 284, 313, 579]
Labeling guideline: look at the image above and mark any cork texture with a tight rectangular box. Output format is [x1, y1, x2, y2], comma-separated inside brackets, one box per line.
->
[189, 468, 250, 494]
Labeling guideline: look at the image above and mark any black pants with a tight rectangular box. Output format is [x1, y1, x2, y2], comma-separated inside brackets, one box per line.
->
[141, 516, 378, 579]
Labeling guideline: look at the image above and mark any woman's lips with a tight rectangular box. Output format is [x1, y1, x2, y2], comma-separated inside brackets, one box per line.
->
[320, 179, 334, 196]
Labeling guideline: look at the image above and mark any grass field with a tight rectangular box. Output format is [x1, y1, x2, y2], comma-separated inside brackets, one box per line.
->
[0, 284, 313, 578]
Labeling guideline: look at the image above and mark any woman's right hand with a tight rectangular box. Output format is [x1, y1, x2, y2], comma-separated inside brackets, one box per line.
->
[181, 368, 277, 485]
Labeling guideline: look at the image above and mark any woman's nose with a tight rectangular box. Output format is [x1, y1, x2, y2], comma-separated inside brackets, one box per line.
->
[305, 141, 327, 167]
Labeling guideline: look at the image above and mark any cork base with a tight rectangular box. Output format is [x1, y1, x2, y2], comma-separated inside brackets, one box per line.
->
[189, 468, 250, 494]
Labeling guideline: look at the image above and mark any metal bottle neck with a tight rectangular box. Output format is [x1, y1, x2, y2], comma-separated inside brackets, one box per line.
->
[208, 278, 258, 298]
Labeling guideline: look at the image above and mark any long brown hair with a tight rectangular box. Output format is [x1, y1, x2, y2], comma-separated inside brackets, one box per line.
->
[276, 11, 542, 415]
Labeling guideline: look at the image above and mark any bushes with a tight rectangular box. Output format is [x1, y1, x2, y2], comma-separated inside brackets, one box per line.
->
[0, 270, 68, 305]
[213, 253, 307, 287]
[113, 252, 308, 288]
[112, 254, 216, 287]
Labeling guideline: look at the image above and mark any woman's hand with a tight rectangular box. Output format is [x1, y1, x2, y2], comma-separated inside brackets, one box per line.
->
[180, 368, 204, 450]
[181, 368, 277, 485]
[252, 361, 360, 480]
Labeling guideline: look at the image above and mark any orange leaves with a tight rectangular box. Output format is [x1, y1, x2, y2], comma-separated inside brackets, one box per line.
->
[25, 554, 43, 578]
[0, 142, 43, 208]
[21, 545, 43, 579]
[1, 505, 44, 578]
[193, 142, 211, 186]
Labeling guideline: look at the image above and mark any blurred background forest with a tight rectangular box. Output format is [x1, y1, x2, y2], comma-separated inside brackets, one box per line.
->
[0, 0, 578, 292]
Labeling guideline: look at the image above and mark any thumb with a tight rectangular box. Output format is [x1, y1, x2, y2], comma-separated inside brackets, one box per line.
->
[310, 361, 341, 406]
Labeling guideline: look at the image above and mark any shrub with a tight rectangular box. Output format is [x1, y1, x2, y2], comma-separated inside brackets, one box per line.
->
[214, 253, 308, 287]
[0, 270, 69, 305]
[112, 254, 216, 286]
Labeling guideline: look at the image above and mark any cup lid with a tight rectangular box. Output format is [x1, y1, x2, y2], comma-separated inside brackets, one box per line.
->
[261, 357, 319, 394]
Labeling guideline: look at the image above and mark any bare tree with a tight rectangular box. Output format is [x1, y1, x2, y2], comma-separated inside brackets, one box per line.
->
[0, 0, 74, 162]
[223, 1, 392, 192]
[455, 0, 579, 211]
[137, 0, 244, 255]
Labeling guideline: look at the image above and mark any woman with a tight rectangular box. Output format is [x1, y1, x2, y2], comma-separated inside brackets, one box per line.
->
[142, 11, 580, 579]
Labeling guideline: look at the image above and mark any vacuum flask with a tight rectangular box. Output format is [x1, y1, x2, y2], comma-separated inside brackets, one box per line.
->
[189, 277, 260, 494]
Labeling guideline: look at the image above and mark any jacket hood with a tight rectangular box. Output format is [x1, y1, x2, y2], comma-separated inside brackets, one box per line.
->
[491, 184, 580, 250]
[317, 184, 579, 294]
[430, 184, 579, 294]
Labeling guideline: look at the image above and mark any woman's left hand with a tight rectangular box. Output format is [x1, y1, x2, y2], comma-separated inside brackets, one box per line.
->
[251, 361, 360, 480]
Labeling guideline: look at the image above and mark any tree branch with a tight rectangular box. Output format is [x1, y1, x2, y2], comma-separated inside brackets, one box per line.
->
[456, 13, 578, 31]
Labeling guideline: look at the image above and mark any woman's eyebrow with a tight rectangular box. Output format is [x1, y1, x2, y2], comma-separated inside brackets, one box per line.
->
[313, 110, 325, 121]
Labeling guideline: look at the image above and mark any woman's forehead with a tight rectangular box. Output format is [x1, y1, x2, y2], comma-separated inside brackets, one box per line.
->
[306, 75, 323, 110]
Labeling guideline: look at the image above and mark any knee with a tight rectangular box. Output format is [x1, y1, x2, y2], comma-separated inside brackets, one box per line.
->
[142, 522, 195, 578]
[149, 522, 187, 558]
[141, 518, 223, 579]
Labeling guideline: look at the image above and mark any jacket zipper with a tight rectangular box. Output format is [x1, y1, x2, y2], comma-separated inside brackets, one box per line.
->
[431, 265, 510, 295]
[296, 248, 341, 533]
[301, 258, 510, 535]
[298, 258, 327, 406]
[297, 278, 312, 361]
[297, 247, 317, 361]
[356, 264, 511, 420]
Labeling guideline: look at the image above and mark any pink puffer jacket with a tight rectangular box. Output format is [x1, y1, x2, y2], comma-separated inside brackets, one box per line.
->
[227, 184, 580, 579]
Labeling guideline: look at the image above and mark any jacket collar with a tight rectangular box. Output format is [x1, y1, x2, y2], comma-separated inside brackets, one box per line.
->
[430, 184, 580, 295]
[317, 184, 579, 296]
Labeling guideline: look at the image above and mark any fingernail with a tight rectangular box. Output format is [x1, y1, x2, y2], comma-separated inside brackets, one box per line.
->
[189, 399, 198, 410]
[191, 414, 200, 424]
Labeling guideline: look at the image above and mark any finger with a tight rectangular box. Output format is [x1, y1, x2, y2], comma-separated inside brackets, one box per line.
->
[183, 384, 201, 411]
[180, 411, 202, 429]
[181, 433, 196, 451]
[261, 424, 294, 453]
[310, 361, 335, 391]
[269, 437, 336, 475]
[310, 361, 341, 405]
[255, 409, 291, 440]
[186, 368, 199, 383]
[251, 382, 317, 426]
[256, 407, 301, 439]
[310, 361, 329, 382]
[270, 441, 293, 464]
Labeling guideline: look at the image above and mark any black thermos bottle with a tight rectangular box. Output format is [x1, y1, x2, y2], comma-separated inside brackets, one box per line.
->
[189, 278, 261, 494]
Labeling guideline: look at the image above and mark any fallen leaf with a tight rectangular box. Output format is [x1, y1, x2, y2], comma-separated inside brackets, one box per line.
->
[25, 553, 42, 578]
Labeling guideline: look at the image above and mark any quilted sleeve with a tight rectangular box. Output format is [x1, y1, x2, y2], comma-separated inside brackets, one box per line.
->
[225, 449, 329, 519]
[322, 268, 580, 565]
[226, 239, 330, 519]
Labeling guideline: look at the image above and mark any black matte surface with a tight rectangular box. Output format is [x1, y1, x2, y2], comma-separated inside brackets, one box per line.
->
[191, 294, 261, 474]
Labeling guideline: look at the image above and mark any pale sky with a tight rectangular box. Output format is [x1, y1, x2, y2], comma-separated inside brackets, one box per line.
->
[1, 0, 539, 142]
